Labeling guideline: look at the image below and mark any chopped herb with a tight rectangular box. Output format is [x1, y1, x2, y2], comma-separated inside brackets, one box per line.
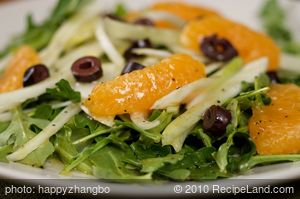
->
[45, 79, 81, 102]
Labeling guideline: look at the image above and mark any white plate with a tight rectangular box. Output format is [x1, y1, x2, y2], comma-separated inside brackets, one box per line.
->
[0, 0, 300, 196]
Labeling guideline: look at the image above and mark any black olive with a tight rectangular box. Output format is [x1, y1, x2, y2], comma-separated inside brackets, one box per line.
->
[203, 105, 232, 135]
[121, 61, 145, 75]
[133, 18, 155, 26]
[267, 71, 280, 84]
[124, 39, 153, 60]
[71, 56, 103, 83]
[23, 64, 50, 87]
[200, 34, 238, 62]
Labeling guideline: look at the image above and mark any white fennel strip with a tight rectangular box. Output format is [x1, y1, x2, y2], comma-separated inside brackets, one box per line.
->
[7, 103, 81, 162]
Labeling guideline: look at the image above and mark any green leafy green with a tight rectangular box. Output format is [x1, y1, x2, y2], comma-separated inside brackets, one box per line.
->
[114, 3, 127, 17]
[130, 141, 172, 160]
[115, 121, 161, 143]
[0, 145, 13, 163]
[45, 79, 81, 102]
[141, 154, 183, 173]
[0, 0, 90, 58]
[115, 111, 172, 143]
[0, 108, 54, 166]
[32, 104, 62, 121]
[92, 145, 151, 180]
[195, 128, 212, 147]
[54, 127, 92, 174]
[260, 0, 300, 54]
[241, 154, 300, 171]
[158, 147, 222, 180]
[227, 133, 256, 173]
[277, 70, 300, 86]
[0, 122, 9, 133]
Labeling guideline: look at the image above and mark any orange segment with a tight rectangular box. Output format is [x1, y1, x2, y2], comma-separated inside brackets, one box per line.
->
[154, 20, 177, 29]
[0, 46, 40, 93]
[151, 2, 219, 21]
[249, 84, 300, 155]
[181, 17, 280, 70]
[84, 54, 205, 117]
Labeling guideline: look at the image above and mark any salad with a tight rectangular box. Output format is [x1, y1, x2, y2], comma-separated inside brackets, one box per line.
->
[0, 0, 300, 181]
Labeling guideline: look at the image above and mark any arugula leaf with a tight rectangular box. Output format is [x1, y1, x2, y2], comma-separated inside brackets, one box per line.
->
[73, 113, 104, 133]
[157, 169, 190, 181]
[62, 130, 129, 173]
[242, 154, 300, 171]
[260, 0, 300, 55]
[115, 111, 172, 143]
[45, 79, 81, 102]
[194, 128, 212, 147]
[54, 127, 92, 174]
[141, 154, 183, 173]
[189, 164, 229, 180]
[63, 136, 111, 173]
[115, 120, 161, 143]
[32, 104, 62, 121]
[227, 133, 256, 173]
[0, 108, 54, 167]
[92, 145, 151, 180]
[130, 141, 173, 160]
[213, 127, 235, 173]
[0, 145, 13, 163]
[157, 147, 218, 180]
[0, 0, 90, 58]
[0, 122, 9, 133]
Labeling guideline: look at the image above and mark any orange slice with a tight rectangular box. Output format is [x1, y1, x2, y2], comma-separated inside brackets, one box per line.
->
[249, 84, 300, 155]
[154, 20, 177, 29]
[0, 46, 41, 93]
[151, 2, 219, 21]
[181, 16, 280, 70]
[84, 54, 206, 117]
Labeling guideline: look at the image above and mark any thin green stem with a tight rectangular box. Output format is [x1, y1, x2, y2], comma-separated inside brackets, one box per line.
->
[72, 126, 123, 145]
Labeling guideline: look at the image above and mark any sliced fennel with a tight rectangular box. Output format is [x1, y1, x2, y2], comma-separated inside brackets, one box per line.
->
[40, 4, 101, 67]
[132, 48, 172, 58]
[0, 112, 11, 122]
[140, 57, 161, 66]
[95, 21, 125, 70]
[152, 78, 214, 110]
[91, 115, 115, 127]
[280, 53, 300, 73]
[187, 58, 244, 109]
[206, 62, 224, 75]
[7, 103, 81, 162]
[142, 11, 185, 28]
[130, 112, 160, 130]
[162, 57, 268, 152]
[64, 18, 98, 51]
[81, 105, 115, 127]
[152, 58, 243, 110]
[169, 46, 208, 63]
[0, 101, 72, 122]
[54, 41, 103, 73]
[103, 18, 180, 46]
[0, 75, 72, 113]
